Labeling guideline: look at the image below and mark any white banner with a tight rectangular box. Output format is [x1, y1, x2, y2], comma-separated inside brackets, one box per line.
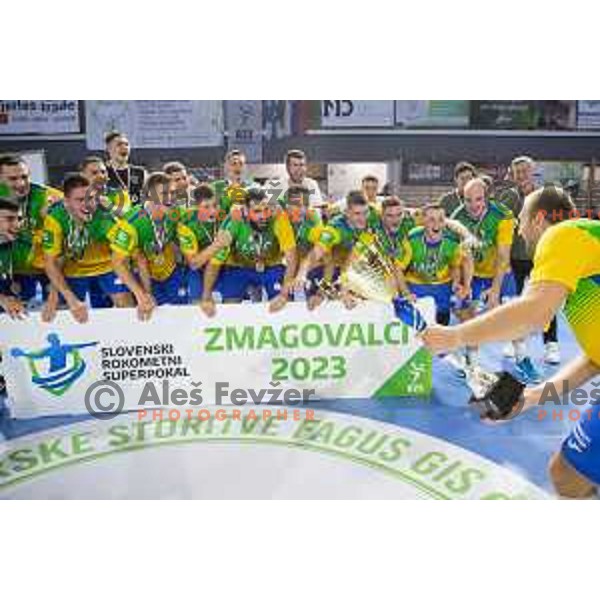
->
[0, 100, 80, 135]
[85, 100, 224, 149]
[0, 409, 548, 499]
[0, 300, 434, 419]
[321, 100, 394, 127]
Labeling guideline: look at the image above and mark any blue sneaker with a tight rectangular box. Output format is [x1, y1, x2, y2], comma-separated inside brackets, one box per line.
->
[515, 356, 543, 384]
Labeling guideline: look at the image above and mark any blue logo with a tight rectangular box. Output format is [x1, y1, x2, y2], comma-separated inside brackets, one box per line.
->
[11, 334, 98, 397]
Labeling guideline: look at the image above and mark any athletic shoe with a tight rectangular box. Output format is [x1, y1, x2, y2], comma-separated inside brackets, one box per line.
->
[544, 342, 561, 365]
[515, 357, 543, 384]
[503, 342, 516, 359]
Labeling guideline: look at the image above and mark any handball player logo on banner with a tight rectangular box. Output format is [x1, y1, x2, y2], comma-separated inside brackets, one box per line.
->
[10, 334, 98, 397]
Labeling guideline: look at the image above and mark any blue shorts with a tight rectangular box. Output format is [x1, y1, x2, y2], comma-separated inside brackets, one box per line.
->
[409, 282, 452, 313]
[501, 271, 517, 298]
[471, 276, 494, 302]
[218, 265, 285, 301]
[303, 266, 340, 298]
[66, 272, 130, 308]
[13, 273, 50, 302]
[561, 403, 600, 485]
[152, 266, 188, 306]
[187, 267, 225, 302]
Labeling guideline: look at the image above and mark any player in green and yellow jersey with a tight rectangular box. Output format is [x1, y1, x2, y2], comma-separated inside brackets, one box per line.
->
[79, 156, 132, 218]
[423, 186, 600, 498]
[0, 196, 30, 319]
[42, 174, 132, 323]
[397, 203, 469, 325]
[176, 183, 230, 303]
[201, 187, 297, 316]
[451, 178, 541, 382]
[279, 185, 334, 309]
[107, 172, 189, 318]
[295, 191, 381, 309]
[212, 149, 253, 214]
[0, 153, 63, 303]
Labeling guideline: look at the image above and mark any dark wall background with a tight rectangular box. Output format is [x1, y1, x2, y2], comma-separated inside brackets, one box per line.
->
[1, 131, 599, 187]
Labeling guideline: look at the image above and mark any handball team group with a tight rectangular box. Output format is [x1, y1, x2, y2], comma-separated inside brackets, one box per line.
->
[0, 131, 582, 389]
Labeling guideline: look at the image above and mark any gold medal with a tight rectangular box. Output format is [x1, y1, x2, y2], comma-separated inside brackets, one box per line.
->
[256, 260, 265, 273]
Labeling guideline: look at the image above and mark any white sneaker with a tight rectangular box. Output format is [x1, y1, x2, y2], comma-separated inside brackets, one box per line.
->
[503, 342, 516, 359]
[544, 342, 561, 365]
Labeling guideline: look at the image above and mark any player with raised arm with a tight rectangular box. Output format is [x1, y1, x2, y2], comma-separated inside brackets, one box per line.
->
[422, 185, 600, 498]
[200, 188, 297, 316]
[176, 184, 230, 304]
[295, 191, 378, 309]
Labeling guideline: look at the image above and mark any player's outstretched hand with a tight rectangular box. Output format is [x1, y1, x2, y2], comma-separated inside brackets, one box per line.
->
[200, 298, 216, 318]
[136, 293, 156, 322]
[307, 293, 324, 311]
[420, 325, 462, 354]
[0, 296, 27, 320]
[269, 293, 288, 313]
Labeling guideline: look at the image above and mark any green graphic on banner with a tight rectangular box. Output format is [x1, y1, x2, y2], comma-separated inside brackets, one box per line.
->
[373, 347, 432, 398]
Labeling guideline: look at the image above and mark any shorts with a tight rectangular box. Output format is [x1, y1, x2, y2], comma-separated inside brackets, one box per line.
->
[152, 265, 188, 306]
[218, 265, 285, 301]
[13, 273, 50, 303]
[187, 267, 225, 302]
[66, 272, 130, 308]
[561, 402, 600, 485]
[408, 282, 452, 314]
[471, 276, 494, 302]
[303, 266, 341, 298]
[501, 271, 517, 299]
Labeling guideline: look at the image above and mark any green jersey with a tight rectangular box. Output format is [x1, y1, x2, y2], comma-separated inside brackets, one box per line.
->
[450, 201, 515, 278]
[177, 208, 220, 258]
[42, 203, 116, 277]
[109, 204, 182, 281]
[399, 227, 463, 285]
[213, 210, 296, 268]
[371, 213, 416, 262]
[0, 236, 33, 287]
[212, 179, 253, 214]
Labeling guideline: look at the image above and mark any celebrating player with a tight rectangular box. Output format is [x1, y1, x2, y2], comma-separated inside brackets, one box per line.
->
[200, 187, 297, 316]
[80, 155, 131, 217]
[280, 186, 332, 309]
[108, 172, 189, 318]
[164, 161, 194, 208]
[212, 149, 253, 214]
[295, 191, 379, 309]
[397, 203, 470, 325]
[450, 178, 541, 382]
[42, 174, 132, 323]
[0, 154, 63, 305]
[177, 183, 229, 304]
[104, 131, 146, 205]
[422, 185, 600, 498]
[0, 196, 28, 319]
